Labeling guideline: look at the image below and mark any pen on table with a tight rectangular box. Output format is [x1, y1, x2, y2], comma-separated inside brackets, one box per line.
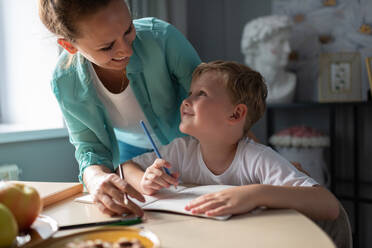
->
[140, 120, 172, 176]
[58, 217, 142, 230]
[118, 164, 129, 206]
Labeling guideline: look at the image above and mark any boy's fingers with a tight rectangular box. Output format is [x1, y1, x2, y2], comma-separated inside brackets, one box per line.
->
[154, 177, 171, 188]
[205, 205, 229, 216]
[153, 159, 172, 171]
[185, 193, 215, 210]
[148, 167, 163, 177]
[163, 173, 178, 186]
[143, 178, 162, 189]
[191, 200, 222, 214]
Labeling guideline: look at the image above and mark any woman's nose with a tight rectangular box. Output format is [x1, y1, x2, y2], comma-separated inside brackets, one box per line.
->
[114, 37, 133, 57]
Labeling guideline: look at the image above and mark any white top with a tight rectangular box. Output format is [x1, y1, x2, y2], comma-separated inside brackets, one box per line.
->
[88, 62, 159, 149]
[132, 136, 318, 186]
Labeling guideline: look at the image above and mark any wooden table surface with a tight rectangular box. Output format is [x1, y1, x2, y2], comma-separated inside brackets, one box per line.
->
[30, 182, 336, 248]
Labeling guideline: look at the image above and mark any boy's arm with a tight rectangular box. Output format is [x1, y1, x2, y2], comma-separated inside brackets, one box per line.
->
[256, 184, 339, 220]
[122, 159, 179, 196]
[122, 161, 146, 194]
[186, 184, 339, 221]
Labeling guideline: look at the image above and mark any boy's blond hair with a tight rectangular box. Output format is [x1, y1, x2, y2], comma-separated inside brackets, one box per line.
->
[192, 60, 267, 135]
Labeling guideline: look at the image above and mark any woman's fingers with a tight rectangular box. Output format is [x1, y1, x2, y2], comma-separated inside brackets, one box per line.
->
[99, 194, 128, 215]
[96, 201, 116, 216]
[123, 197, 144, 217]
[110, 173, 145, 202]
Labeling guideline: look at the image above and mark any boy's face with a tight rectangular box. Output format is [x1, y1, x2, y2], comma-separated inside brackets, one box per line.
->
[66, 0, 136, 72]
[179, 71, 236, 139]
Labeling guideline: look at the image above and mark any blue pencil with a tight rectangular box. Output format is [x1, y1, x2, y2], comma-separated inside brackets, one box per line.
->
[140, 120, 172, 176]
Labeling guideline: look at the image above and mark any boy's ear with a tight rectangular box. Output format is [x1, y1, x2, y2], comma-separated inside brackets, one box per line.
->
[57, 38, 78, 54]
[229, 104, 247, 123]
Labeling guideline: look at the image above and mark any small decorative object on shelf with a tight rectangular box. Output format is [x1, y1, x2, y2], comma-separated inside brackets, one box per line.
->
[359, 24, 372, 35]
[241, 15, 296, 104]
[318, 52, 362, 102]
[323, 0, 336, 6]
[365, 57, 372, 98]
[269, 126, 330, 187]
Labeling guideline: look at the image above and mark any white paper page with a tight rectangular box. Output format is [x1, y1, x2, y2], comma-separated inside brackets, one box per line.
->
[75, 185, 234, 220]
[74, 185, 187, 205]
[139, 185, 234, 220]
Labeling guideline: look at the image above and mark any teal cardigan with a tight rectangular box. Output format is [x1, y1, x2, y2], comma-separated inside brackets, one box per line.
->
[51, 18, 201, 182]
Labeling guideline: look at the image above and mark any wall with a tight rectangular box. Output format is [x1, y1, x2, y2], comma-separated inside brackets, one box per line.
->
[185, 0, 271, 141]
[186, 0, 271, 63]
[0, 136, 79, 182]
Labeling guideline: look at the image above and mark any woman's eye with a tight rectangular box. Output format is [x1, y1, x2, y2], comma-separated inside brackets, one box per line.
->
[125, 24, 133, 36]
[101, 43, 114, 51]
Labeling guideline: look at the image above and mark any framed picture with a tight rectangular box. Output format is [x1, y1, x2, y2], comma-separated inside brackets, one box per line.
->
[365, 57, 372, 98]
[318, 52, 362, 102]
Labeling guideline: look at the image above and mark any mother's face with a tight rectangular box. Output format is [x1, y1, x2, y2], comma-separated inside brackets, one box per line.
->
[256, 29, 291, 69]
[73, 0, 136, 72]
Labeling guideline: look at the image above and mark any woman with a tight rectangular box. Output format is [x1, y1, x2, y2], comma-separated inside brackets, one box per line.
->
[38, 0, 201, 216]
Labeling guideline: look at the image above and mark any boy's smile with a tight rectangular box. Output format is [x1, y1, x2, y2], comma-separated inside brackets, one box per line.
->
[179, 71, 235, 139]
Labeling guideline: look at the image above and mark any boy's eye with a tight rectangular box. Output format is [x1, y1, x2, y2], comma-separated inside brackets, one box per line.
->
[198, 90, 207, 96]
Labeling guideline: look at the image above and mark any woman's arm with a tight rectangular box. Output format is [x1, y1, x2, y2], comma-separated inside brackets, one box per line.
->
[83, 165, 144, 217]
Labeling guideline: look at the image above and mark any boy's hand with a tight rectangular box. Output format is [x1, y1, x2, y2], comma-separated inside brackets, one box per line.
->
[140, 158, 179, 195]
[185, 185, 260, 216]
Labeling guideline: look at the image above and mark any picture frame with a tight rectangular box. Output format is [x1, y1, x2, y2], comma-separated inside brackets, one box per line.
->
[318, 52, 362, 102]
[365, 57, 372, 98]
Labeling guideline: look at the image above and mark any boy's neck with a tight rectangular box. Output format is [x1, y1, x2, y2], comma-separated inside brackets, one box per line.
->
[198, 139, 240, 175]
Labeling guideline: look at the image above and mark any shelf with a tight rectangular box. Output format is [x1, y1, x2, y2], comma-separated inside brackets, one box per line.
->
[267, 101, 372, 109]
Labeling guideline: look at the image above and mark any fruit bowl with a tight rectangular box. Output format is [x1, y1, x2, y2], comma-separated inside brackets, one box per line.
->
[16, 215, 58, 248]
[28, 226, 160, 248]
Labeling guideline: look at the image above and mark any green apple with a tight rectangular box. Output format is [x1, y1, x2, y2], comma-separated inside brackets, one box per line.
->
[0, 203, 18, 248]
[0, 182, 42, 231]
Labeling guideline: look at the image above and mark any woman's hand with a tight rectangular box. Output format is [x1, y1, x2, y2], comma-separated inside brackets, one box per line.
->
[140, 158, 179, 195]
[185, 185, 261, 217]
[83, 165, 145, 217]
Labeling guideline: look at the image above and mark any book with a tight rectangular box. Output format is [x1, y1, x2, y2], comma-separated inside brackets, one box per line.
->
[75, 185, 235, 220]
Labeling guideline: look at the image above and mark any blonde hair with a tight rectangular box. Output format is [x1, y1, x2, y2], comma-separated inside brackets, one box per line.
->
[192, 60, 267, 134]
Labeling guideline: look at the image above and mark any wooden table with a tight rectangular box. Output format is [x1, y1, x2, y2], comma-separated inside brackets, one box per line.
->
[33, 182, 336, 248]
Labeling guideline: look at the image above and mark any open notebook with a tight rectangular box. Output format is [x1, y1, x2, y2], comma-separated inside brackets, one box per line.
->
[75, 185, 235, 220]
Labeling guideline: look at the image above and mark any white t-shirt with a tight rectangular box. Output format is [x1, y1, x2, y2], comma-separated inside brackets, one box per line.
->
[88, 62, 160, 149]
[132, 136, 318, 187]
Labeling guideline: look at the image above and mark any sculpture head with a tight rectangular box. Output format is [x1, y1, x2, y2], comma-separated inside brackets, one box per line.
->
[241, 15, 292, 70]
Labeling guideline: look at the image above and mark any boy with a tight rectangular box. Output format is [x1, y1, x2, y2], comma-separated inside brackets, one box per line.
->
[123, 61, 339, 220]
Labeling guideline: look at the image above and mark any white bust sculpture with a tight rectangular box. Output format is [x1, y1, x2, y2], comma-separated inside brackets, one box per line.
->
[241, 15, 296, 103]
